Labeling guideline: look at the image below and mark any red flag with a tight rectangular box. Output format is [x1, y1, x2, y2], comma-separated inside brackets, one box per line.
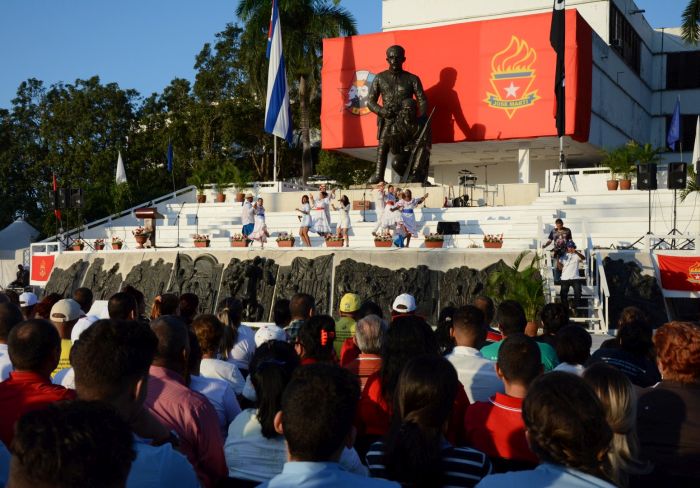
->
[52, 174, 62, 221]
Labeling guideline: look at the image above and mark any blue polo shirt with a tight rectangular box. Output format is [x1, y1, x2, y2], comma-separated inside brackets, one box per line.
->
[259, 461, 399, 488]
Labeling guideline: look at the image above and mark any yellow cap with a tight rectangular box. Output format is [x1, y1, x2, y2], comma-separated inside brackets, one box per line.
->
[339, 293, 361, 313]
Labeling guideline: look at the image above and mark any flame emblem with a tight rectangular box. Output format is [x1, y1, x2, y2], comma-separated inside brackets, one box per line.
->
[342, 70, 376, 116]
[687, 262, 700, 283]
[484, 36, 540, 118]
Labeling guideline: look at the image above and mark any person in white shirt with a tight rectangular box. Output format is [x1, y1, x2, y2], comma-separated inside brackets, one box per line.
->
[371, 181, 386, 235]
[216, 297, 256, 375]
[241, 192, 255, 239]
[0, 302, 22, 381]
[445, 305, 504, 403]
[558, 240, 586, 315]
[192, 314, 246, 395]
[552, 324, 592, 376]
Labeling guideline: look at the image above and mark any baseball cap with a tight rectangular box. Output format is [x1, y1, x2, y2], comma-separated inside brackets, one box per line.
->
[254, 324, 288, 347]
[392, 293, 417, 313]
[50, 299, 83, 323]
[19, 292, 38, 307]
[339, 293, 361, 313]
[566, 240, 577, 249]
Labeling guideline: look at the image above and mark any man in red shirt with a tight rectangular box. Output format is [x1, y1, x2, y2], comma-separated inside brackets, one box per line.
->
[344, 314, 386, 389]
[0, 319, 76, 446]
[464, 333, 542, 465]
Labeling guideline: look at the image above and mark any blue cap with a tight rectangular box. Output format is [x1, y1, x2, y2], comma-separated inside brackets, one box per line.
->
[566, 240, 577, 249]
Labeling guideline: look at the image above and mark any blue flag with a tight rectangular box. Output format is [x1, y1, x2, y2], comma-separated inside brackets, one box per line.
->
[166, 142, 173, 172]
[667, 97, 681, 151]
[264, 0, 293, 143]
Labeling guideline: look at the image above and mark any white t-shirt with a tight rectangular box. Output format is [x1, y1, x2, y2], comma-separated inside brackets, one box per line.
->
[0, 344, 12, 381]
[200, 358, 245, 395]
[227, 325, 257, 372]
[559, 252, 584, 281]
[52, 367, 75, 389]
[445, 346, 504, 403]
[242, 201, 255, 226]
[189, 375, 241, 440]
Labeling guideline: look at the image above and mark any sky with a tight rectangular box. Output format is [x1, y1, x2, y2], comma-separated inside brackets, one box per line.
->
[0, 0, 691, 110]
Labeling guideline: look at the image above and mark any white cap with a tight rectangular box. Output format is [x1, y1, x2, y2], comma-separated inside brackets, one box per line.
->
[50, 299, 83, 323]
[254, 324, 288, 347]
[392, 293, 417, 313]
[19, 292, 38, 307]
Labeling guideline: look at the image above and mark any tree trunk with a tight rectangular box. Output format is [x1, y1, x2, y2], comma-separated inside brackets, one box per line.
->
[299, 75, 312, 183]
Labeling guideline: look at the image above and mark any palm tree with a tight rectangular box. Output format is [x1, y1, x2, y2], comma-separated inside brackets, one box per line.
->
[682, 0, 700, 43]
[236, 0, 357, 182]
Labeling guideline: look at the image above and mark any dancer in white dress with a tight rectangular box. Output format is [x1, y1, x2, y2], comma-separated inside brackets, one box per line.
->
[309, 191, 332, 236]
[391, 189, 428, 247]
[248, 198, 270, 248]
[379, 185, 401, 231]
[295, 195, 312, 247]
[318, 184, 336, 232]
[371, 181, 386, 235]
[332, 195, 353, 247]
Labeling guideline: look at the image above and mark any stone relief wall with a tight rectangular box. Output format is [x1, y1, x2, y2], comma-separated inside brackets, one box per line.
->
[168, 254, 223, 315]
[44, 260, 90, 298]
[81, 259, 123, 300]
[274, 255, 334, 315]
[220, 256, 279, 322]
[122, 258, 174, 310]
[439, 261, 504, 309]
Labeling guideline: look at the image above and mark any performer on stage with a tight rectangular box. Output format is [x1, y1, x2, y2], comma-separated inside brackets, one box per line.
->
[378, 185, 400, 233]
[309, 191, 332, 236]
[241, 192, 255, 238]
[371, 181, 386, 235]
[296, 195, 312, 247]
[332, 195, 353, 247]
[392, 189, 428, 248]
[248, 197, 270, 248]
[318, 184, 336, 230]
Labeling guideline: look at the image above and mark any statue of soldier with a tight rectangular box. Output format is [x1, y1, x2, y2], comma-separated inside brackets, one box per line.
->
[367, 45, 428, 184]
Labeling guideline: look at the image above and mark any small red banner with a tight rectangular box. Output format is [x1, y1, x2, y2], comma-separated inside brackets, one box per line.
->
[657, 255, 700, 292]
[31, 255, 55, 283]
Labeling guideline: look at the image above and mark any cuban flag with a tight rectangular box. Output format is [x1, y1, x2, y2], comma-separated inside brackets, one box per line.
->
[265, 0, 293, 143]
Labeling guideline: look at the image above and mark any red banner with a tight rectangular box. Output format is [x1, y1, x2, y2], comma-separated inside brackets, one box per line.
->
[321, 9, 592, 149]
[657, 255, 700, 292]
[31, 255, 55, 283]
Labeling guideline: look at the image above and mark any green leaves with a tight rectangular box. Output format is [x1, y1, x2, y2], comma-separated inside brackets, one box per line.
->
[486, 251, 544, 322]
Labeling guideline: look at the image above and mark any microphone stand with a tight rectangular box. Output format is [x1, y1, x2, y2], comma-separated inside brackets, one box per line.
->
[361, 191, 367, 222]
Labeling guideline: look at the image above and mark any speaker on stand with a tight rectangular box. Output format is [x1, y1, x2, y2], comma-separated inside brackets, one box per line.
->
[624, 164, 657, 249]
[667, 162, 687, 249]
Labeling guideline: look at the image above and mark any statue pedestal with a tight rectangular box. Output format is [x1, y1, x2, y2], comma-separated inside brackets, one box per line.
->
[385, 153, 401, 184]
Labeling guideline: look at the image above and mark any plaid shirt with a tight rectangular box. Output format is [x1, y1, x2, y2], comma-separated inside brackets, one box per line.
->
[285, 319, 305, 342]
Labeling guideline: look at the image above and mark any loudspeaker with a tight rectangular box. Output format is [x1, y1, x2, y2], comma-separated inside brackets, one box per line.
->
[668, 162, 687, 190]
[437, 221, 460, 235]
[58, 188, 71, 209]
[55, 187, 83, 209]
[636, 163, 657, 190]
[70, 189, 83, 209]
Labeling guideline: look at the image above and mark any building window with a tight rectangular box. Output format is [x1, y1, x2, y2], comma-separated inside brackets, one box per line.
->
[667, 52, 700, 90]
[665, 114, 700, 153]
[609, 4, 641, 75]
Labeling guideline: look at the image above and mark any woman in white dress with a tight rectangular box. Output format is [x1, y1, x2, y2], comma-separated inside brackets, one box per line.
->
[332, 195, 353, 247]
[379, 185, 401, 232]
[391, 189, 428, 247]
[295, 194, 312, 247]
[309, 191, 332, 236]
[249, 198, 270, 248]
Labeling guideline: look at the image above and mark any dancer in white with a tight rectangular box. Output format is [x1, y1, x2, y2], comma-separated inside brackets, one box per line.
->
[318, 184, 335, 232]
[371, 181, 386, 235]
[296, 195, 312, 247]
[332, 195, 353, 247]
[392, 189, 428, 247]
[379, 185, 401, 232]
[309, 191, 332, 236]
[248, 197, 270, 248]
[241, 193, 255, 240]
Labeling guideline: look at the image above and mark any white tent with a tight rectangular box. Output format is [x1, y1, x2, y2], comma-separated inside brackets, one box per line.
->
[0, 219, 40, 288]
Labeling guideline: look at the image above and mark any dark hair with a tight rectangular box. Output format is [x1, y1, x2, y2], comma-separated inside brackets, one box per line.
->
[187, 329, 202, 376]
[72, 319, 157, 401]
[380, 316, 438, 403]
[0, 293, 9, 304]
[320, 191, 328, 198]
[0, 302, 23, 341]
[150, 293, 179, 319]
[384, 355, 460, 485]
[358, 300, 383, 319]
[555, 325, 592, 365]
[497, 333, 542, 385]
[523, 372, 612, 481]
[107, 292, 137, 321]
[33, 293, 62, 320]
[72, 287, 93, 314]
[179, 293, 199, 325]
[8, 319, 60, 371]
[249, 341, 300, 438]
[340, 195, 350, 207]
[3, 290, 19, 305]
[192, 314, 224, 356]
[618, 320, 653, 357]
[473, 295, 495, 326]
[297, 315, 336, 363]
[555, 218, 564, 225]
[281, 364, 360, 461]
[496, 300, 527, 335]
[541, 302, 569, 335]
[150, 315, 189, 363]
[10, 400, 135, 487]
[452, 305, 486, 341]
[435, 306, 457, 354]
[290, 293, 315, 320]
[217, 297, 243, 357]
[273, 298, 292, 327]
[121, 285, 146, 316]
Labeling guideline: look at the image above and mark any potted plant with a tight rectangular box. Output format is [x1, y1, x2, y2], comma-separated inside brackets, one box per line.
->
[424, 233, 445, 248]
[230, 233, 249, 248]
[617, 141, 641, 190]
[214, 166, 236, 203]
[600, 146, 627, 191]
[231, 166, 249, 203]
[486, 251, 544, 335]
[188, 171, 208, 203]
[325, 235, 345, 247]
[111, 236, 124, 250]
[132, 226, 151, 249]
[276, 232, 296, 247]
[71, 239, 84, 251]
[483, 234, 504, 248]
[193, 234, 210, 248]
[374, 232, 393, 248]
[94, 238, 105, 251]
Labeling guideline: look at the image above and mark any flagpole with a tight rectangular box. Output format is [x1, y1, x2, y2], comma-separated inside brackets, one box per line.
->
[273, 136, 278, 186]
[170, 140, 176, 193]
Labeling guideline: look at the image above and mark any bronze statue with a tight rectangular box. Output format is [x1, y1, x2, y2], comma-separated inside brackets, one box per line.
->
[367, 45, 429, 184]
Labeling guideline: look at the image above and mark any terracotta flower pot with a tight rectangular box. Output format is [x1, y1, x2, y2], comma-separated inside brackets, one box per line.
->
[197, 194, 206, 203]
[325, 240, 344, 247]
[134, 235, 149, 249]
[374, 240, 392, 247]
[619, 179, 632, 190]
[231, 240, 248, 248]
[277, 240, 295, 247]
[525, 321, 540, 337]
[71, 245, 83, 251]
[424, 240, 444, 248]
[94, 244, 105, 251]
[216, 193, 226, 203]
[484, 241, 503, 249]
[235, 192, 245, 203]
[112, 243, 123, 250]
[607, 180, 619, 191]
[194, 241, 210, 248]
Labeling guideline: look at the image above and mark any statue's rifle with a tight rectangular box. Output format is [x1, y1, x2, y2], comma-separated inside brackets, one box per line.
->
[402, 107, 436, 183]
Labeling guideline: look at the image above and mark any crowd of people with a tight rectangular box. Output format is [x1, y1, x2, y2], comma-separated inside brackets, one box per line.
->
[0, 284, 698, 487]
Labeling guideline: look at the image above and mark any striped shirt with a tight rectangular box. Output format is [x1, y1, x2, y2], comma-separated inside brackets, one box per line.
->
[366, 440, 492, 487]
